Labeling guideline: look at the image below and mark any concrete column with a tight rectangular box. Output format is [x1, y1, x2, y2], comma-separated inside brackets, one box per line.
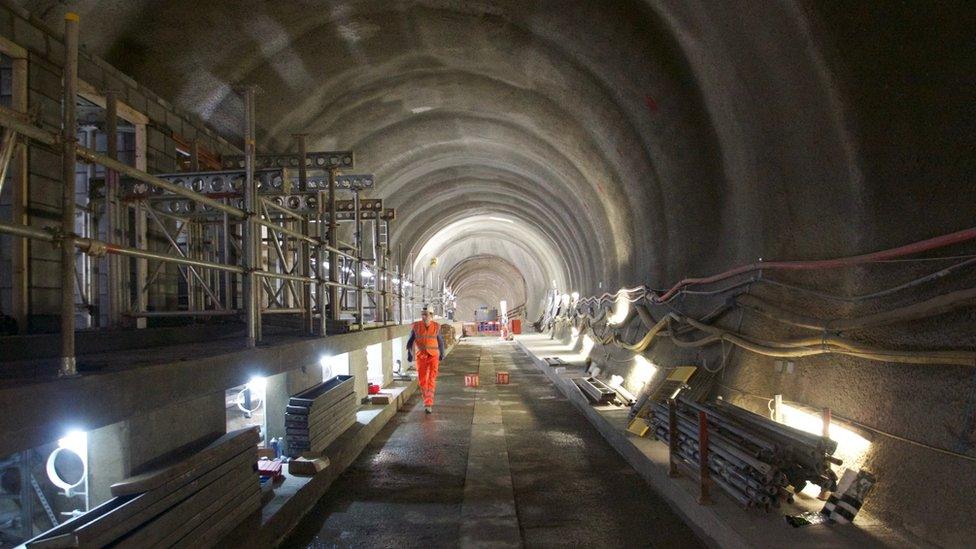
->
[264, 372, 289, 443]
[86, 391, 224, 506]
[381, 339, 394, 387]
[126, 391, 225, 474]
[265, 366, 321, 441]
[87, 421, 130, 507]
[348, 348, 368, 401]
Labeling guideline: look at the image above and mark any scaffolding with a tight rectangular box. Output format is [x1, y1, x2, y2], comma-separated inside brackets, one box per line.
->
[0, 16, 443, 376]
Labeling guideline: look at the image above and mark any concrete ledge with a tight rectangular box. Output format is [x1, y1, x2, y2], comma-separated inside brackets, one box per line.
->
[513, 336, 913, 549]
[224, 380, 418, 548]
[0, 324, 413, 457]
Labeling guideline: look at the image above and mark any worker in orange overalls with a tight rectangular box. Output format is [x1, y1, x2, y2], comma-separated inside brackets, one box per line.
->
[407, 308, 445, 414]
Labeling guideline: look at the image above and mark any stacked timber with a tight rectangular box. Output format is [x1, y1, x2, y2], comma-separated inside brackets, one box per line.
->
[650, 397, 840, 510]
[26, 428, 260, 548]
[285, 374, 357, 457]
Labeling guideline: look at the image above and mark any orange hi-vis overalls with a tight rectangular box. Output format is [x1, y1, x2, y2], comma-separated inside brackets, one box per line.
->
[412, 320, 441, 407]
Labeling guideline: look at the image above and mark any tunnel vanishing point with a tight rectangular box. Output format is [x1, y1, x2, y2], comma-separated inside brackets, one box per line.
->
[0, 1, 973, 548]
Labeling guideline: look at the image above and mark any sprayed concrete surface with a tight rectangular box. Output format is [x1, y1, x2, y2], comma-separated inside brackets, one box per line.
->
[281, 338, 703, 547]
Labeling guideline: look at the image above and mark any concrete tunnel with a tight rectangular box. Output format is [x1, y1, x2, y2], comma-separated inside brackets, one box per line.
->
[0, 1, 972, 547]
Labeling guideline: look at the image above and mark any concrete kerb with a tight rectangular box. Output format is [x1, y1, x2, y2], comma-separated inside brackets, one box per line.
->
[226, 379, 419, 548]
[230, 338, 460, 547]
[512, 337, 745, 549]
[511, 337, 917, 549]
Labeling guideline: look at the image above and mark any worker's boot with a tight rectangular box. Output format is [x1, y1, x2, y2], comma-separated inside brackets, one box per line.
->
[425, 406, 432, 414]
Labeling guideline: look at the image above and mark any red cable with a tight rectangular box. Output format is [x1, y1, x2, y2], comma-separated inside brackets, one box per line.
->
[652, 227, 976, 303]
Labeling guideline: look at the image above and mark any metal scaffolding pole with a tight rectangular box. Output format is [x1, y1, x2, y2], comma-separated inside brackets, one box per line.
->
[294, 134, 314, 336]
[354, 191, 364, 329]
[10, 54, 26, 333]
[316, 190, 328, 335]
[373, 217, 383, 323]
[59, 13, 79, 377]
[327, 168, 339, 324]
[242, 87, 259, 347]
[397, 243, 403, 325]
[105, 91, 122, 327]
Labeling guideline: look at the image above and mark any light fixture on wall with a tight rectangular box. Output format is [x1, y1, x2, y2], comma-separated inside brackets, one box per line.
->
[608, 291, 630, 325]
[47, 429, 88, 495]
[320, 356, 333, 380]
[632, 354, 658, 388]
[580, 334, 595, 358]
[237, 376, 267, 415]
[777, 401, 872, 497]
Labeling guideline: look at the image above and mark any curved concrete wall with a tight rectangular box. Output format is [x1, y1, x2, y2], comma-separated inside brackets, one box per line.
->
[19, 0, 974, 544]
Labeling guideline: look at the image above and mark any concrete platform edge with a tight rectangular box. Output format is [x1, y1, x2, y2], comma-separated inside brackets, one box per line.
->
[237, 379, 418, 548]
[512, 338, 744, 549]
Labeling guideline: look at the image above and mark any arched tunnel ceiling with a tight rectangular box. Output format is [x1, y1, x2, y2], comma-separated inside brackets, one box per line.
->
[444, 254, 528, 320]
[23, 1, 971, 317]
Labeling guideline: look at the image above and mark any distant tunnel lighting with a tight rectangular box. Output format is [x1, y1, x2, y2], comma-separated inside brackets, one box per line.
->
[488, 216, 515, 223]
[609, 291, 630, 325]
[632, 355, 658, 387]
[779, 402, 872, 495]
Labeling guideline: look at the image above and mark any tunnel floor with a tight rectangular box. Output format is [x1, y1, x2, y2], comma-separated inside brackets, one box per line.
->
[281, 338, 703, 548]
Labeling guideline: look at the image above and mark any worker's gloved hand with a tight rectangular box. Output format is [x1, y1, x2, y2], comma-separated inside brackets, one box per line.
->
[407, 351, 414, 363]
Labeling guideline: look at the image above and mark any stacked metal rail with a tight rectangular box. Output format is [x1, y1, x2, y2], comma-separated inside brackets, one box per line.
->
[650, 397, 839, 510]
[25, 428, 260, 547]
[285, 375, 357, 456]
[576, 376, 617, 404]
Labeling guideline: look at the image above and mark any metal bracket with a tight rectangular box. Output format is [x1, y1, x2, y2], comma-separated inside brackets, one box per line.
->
[221, 151, 354, 171]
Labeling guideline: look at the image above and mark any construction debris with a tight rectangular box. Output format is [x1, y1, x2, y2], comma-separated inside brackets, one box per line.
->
[288, 457, 330, 477]
[575, 377, 617, 405]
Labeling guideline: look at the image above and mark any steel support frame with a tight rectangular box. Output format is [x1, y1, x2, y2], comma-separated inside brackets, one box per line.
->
[0, 22, 449, 344]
